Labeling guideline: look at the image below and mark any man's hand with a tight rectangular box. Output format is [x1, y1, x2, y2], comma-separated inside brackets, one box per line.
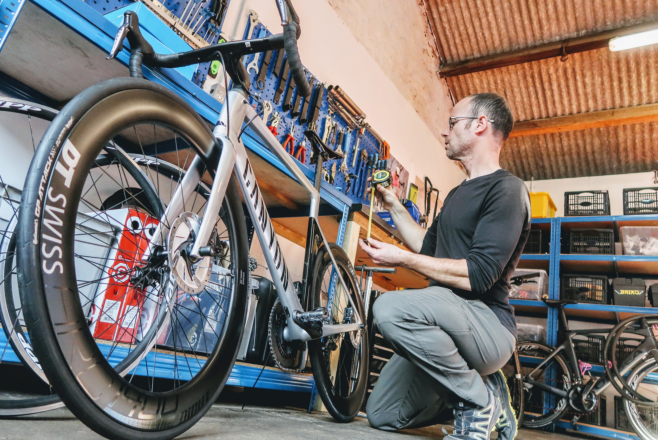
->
[359, 237, 408, 267]
[375, 182, 400, 212]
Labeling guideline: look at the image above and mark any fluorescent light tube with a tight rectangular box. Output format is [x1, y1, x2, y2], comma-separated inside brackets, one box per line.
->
[610, 29, 658, 51]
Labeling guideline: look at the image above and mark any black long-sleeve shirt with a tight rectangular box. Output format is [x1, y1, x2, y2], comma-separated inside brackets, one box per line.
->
[419, 169, 531, 337]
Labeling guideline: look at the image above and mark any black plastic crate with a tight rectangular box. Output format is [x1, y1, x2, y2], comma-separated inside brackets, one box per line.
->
[561, 275, 608, 304]
[573, 335, 604, 364]
[616, 337, 640, 364]
[568, 229, 615, 254]
[615, 395, 658, 432]
[624, 187, 658, 215]
[523, 230, 542, 254]
[565, 190, 611, 216]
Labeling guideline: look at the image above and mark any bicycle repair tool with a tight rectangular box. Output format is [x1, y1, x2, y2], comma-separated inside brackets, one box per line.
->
[344, 173, 357, 194]
[295, 138, 306, 163]
[294, 76, 313, 118]
[243, 9, 259, 40]
[298, 77, 314, 124]
[380, 141, 390, 160]
[274, 57, 290, 104]
[351, 149, 368, 196]
[362, 153, 378, 200]
[326, 85, 366, 128]
[351, 127, 364, 167]
[247, 27, 267, 74]
[290, 70, 307, 117]
[308, 82, 325, 129]
[337, 129, 345, 151]
[256, 49, 273, 89]
[365, 168, 392, 245]
[282, 124, 295, 155]
[282, 76, 296, 111]
[261, 100, 273, 124]
[424, 177, 440, 222]
[330, 162, 336, 185]
[268, 112, 281, 135]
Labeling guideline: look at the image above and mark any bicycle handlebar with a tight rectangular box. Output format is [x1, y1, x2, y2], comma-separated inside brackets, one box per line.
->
[108, 1, 311, 97]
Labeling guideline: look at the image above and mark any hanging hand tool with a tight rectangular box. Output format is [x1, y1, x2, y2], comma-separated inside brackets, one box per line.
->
[363, 153, 378, 201]
[330, 163, 337, 185]
[274, 58, 290, 104]
[298, 77, 315, 124]
[177, 0, 198, 27]
[365, 168, 392, 245]
[256, 50, 274, 90]
[351, 128, 364, 168]
[192, 8, 213, 34]
[282, 125, 295, 156]
[308, 82, 325, 130]
[351, 149, 368, 196]
[344, 173, 357, 194]
[380, 141, 390, 160]
[337, 129, 345, 152]
[290, 70, 307, 117]
[261, 101, 273, 124]
[331, 125, 340, 146]
[293, 75, 312, 118]
[282, 76, 296, 111]
[187, 0, 206, 30]
[268, 112, 281, 136]
[244, 9, 259, 40]
[295, 139, 307, 163]
[246, 27, 267, 75]
[321, 113, 334, 144]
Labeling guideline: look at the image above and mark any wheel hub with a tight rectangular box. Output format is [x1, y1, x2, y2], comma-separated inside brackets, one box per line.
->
[168, 212, 212, 294]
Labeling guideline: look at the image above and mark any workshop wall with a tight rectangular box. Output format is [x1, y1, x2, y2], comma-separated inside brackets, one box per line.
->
[223, 0, 465, 199]
[525, 171, 658, 216]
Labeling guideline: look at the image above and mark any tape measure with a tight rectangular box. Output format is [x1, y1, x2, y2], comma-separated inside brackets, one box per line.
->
[372, 170, 391, 188]
[365, 169, 392, 245]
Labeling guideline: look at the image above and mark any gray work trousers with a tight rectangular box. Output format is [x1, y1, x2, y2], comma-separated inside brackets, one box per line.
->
[366, 286, 516, 431]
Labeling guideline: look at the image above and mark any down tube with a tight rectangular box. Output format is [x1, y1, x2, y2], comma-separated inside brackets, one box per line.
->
[232, 144, 312, 341]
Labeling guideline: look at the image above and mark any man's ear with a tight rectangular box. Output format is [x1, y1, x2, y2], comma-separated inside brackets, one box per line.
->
[474, 115, 488, 135]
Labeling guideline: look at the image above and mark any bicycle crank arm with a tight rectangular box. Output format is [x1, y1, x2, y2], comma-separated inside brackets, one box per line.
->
[525, 377, 568, 399]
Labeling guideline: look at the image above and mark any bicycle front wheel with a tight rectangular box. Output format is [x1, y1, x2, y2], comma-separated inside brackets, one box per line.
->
[308, 243, 369, 422]
[18, 78, 248, 439]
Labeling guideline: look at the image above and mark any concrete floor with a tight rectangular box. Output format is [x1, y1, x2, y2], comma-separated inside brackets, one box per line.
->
[0, 403, 585, 440]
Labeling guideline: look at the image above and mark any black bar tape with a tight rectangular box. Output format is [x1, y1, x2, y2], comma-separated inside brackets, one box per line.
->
[283, 22, 311, 97]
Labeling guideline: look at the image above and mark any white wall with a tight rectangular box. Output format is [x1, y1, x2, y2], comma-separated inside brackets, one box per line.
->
[222, 0, 465, 199]
[525, 172, 658, 216]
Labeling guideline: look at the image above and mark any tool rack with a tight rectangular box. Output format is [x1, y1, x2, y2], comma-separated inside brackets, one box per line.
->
[0, 0, 361, 401]
[514, 215, 658, 440]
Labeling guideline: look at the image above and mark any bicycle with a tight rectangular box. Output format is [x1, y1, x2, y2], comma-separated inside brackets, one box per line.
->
[17, 1, 369, 438]
[0, 97, 236, 416]
[503, 298, 658, 439]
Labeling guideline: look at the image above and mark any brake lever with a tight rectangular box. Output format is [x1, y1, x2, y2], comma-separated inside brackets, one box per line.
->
[107, 14, 130, 60]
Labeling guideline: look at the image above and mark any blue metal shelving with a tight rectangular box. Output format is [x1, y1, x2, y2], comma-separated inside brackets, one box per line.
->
[0, 0, 357, 399]
[515, 214, 658, 438]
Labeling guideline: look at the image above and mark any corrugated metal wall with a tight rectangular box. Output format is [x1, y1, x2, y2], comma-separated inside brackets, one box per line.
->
[426, 0, 658, 180]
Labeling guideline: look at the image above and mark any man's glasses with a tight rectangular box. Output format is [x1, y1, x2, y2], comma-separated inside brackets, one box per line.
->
[448, 116, 495, 130]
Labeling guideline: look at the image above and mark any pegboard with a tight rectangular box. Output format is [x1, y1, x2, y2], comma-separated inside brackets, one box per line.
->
[242, 22, 386, 208]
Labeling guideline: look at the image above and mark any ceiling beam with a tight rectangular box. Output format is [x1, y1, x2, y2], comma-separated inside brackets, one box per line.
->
[509, 103, 658, 138]
[439, 21, 658, 78]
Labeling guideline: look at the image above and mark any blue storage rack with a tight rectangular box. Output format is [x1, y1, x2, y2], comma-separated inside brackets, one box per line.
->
[0, 0, 359, 403]
[513, 214, 658, 439]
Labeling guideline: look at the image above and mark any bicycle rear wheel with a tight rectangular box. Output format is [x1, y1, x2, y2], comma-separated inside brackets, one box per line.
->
[18, 78, 248, 439]
[624, 358, 658, 440]
[517, 342, 571, 428]
[308, 243, 369, 422]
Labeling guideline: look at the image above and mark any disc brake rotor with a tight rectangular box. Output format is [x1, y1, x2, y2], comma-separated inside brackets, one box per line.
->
[168, 212, 212, 294]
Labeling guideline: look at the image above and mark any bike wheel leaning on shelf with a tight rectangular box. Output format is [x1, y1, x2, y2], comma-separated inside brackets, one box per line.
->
[17, 79, 249, 439]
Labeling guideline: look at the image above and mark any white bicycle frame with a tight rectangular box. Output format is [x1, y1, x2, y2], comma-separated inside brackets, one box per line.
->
[148, 87, 361, 342]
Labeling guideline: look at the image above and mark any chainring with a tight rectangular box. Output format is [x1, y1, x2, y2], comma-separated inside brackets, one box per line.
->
[268, 299, 304, 372]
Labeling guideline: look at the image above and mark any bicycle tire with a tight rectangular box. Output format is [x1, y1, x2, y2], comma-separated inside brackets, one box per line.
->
[0, 98, 64, 416]
[624, 358, 658, 440]
[18, 77, 249, 439]
[308, 243, 369, 422]
[516, 341, 571, 428]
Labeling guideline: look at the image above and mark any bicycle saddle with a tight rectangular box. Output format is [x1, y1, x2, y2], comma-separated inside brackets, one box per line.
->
[304, 130, 345, 161]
